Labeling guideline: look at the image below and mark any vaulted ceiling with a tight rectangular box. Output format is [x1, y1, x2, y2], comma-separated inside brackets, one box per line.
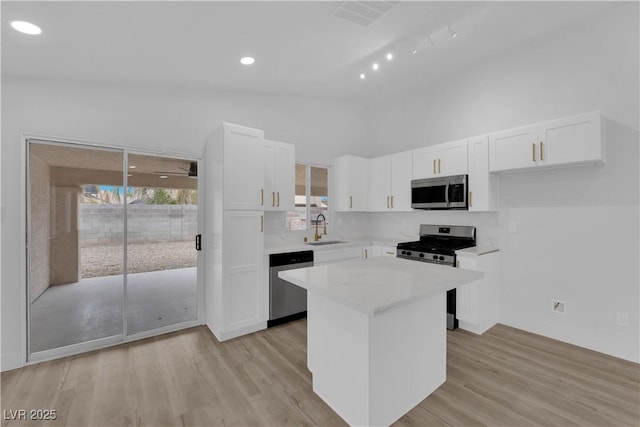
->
[2, 1, 618, 102]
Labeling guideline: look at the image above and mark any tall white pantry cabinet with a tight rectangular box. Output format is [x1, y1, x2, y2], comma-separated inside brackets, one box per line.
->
[205, 123, 266, 341]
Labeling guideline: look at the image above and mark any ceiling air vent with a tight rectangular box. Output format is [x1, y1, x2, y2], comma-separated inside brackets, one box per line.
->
[333, 1, 398, 27]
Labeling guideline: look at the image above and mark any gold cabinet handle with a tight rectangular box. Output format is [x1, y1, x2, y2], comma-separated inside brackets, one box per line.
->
[391, 195, 394, 208]
[260, 215, 264, 232]
[386, 196, 390, 209]
[261, 188, 264, 206]
[272, 192, 275, 207]
[532, 143, 536, 162]
[469, 191, 473, 208]
[540, 141, 544, 161]
[438, 158, 441, 174]
[433, 159, 436, 175]
[277, 192, 280, 207]
[349, 195, 353, 209]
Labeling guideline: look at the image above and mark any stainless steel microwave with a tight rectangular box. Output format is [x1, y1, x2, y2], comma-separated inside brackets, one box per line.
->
[411, 174, 468, 210]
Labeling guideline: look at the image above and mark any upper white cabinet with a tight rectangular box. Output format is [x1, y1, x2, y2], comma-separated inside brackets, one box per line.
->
[489, 111, 604, 173]
[468, 136, 499, 212]
[222, 123, 265, 210]
[334, 155, 369, 211]
[413, 139, 468, 179]
[369, 151, 413, 212]
[264, 140, 295, 211]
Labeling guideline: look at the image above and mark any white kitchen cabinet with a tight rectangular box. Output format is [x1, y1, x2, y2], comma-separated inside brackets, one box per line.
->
[413, 139, 468, 179]
[264, 139, 295, 211]
[368, 151, 412, 212]
[371, 244, 397, 258]
[467, 136, 499, 212]
[222, 210, 265, 332]
[456, 250, 499, 335]
[314, 246, 366, 265]
[489, 111, 604, 172]
[334, 155, 369, 211]
[221, 123, 265, 210]
[205, 123, 266, 342]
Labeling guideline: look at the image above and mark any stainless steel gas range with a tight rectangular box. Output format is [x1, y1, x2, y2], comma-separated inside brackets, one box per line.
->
[396, 224, 476, 330]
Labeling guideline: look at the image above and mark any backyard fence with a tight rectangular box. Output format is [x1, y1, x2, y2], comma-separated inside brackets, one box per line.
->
[79, 204, 197, 245]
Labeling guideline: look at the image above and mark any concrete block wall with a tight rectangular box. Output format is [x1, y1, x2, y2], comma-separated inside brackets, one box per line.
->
[79, 204, 197, 245]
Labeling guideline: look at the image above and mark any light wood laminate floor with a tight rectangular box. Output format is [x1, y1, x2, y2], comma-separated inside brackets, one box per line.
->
[2, 321, 638, 426]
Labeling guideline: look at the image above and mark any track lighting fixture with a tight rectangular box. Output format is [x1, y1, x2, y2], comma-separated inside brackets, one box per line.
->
[448, 25, 458, 39]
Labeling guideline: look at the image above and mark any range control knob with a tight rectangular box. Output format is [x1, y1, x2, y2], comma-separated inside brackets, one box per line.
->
[432, 255, 438, 260]
[439, 256, 445, 261]
[401, 251, 407, 255]
[418, 253, 425, 258]
[406, 251, 412, 256]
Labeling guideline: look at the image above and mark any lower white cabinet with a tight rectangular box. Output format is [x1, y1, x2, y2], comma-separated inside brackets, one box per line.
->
[207, 210, 265, 341]
[455, 250, 499, 335]
[371, 244, 397, 258]
[314, 246, 366, 265]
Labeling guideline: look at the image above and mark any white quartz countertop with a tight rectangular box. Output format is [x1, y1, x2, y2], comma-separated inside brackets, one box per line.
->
[279, 257, 483, 316]
[455, 244, 499, 256]
[264, 237, 405, 255]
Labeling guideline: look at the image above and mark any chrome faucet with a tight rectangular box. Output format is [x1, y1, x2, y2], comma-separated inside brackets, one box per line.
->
[314, 213, 327, 241]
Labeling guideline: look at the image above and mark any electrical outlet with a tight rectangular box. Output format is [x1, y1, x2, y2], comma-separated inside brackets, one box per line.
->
[552, 299, 566, 314]
[616, 312, 629, 327]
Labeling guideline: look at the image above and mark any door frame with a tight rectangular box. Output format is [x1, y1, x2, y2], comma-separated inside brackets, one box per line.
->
[23, 133, 204, 365]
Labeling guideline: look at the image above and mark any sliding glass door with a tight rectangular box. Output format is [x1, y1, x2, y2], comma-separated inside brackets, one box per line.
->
[27, 139, 199, 360]
[125, 153, 198, 337]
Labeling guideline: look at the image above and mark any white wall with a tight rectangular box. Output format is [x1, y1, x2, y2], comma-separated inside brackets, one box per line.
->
[0, 78, 366, 370]
[363, 4, 639, 362]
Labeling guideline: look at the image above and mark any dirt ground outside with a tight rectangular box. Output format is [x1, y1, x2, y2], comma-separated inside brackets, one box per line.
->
[81, 241, 197, 278]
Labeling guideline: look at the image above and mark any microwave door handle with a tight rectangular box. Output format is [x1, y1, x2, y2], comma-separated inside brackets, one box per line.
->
[445, 182, 450, 206]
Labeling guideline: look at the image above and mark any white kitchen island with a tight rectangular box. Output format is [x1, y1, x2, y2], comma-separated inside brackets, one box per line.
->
[279, 256, 483, 427]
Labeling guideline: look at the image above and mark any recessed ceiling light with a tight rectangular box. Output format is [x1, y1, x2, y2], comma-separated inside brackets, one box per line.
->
[159, 175, 168, 179]
[360, 73, 366, 80]
[240, 56, 255, 65]
[127, 174, 133, 177]
[386, 52, 393, 61]
[129, 165, 136, 169]
[411, 49, 418, 55]
[372, 63, 379, 71]
[11, 20, 41, 35]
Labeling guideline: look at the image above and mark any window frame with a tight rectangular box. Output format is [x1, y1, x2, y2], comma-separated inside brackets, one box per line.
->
[289, 161, 330, 232]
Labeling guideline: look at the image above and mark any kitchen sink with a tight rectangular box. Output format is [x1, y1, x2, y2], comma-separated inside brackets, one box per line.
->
[306, 240, 347, 246]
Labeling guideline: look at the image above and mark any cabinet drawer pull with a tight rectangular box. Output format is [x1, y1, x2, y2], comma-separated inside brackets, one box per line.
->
[433, 159, 436, 175]
[349, 196, 353, 209]
[272, 192, 275, 207]
[391, 195, 394, 208]
[386, 196, 390, 209]
[261, 188, 264, 206]
[532, 143, 536, 162]
[540, 141, 544, 161]
[277, 192, 280, 207]
[438, 158, 441, 174]
[364, 249, 368, 259]
[260, 215, 264, 232]
[469, 191, 473, 208]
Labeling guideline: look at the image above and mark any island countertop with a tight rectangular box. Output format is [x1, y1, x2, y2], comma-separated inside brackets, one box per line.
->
[279, 256, 483, 317]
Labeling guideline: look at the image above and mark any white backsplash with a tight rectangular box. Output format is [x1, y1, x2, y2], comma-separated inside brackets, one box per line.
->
[264, 210, 498, 247]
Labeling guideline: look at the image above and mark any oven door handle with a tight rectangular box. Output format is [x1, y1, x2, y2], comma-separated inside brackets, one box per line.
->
[445, 182, 450, 206]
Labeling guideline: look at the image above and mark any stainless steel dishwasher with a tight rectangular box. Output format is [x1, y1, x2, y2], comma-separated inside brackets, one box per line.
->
[268, 250, 313, 327]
